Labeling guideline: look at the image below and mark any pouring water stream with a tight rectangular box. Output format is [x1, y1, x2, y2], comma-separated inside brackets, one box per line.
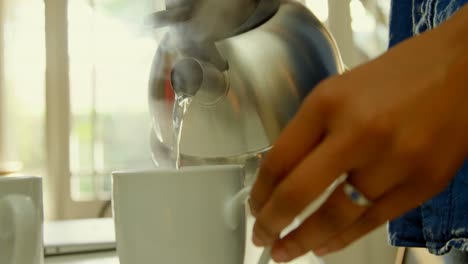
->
[172, 94, 192, 169]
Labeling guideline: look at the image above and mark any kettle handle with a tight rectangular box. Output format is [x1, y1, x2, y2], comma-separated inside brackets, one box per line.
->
[0, 195, 38, 264]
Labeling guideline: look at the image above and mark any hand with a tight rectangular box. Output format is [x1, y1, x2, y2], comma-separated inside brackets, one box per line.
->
[249, 7, 468, 262]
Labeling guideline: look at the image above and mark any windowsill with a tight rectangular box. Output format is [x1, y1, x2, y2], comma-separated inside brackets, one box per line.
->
[0, 161, 23, 175]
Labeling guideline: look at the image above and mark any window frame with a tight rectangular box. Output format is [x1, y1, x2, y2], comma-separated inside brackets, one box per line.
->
[44, 0, 107, 220]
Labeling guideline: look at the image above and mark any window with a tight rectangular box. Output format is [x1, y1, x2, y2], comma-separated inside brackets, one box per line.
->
[3, 0, 162, 219]
[305, 0, 390, 65]
[349, 0, 390, 59]
[306, 0, 330, 22]
[67, 0, 158, 201]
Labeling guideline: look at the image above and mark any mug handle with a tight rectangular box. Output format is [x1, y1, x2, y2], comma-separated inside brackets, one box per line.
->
[224, 186, 271, 264]
[0, 195, 37, 264]
[224, 186, 251, 230]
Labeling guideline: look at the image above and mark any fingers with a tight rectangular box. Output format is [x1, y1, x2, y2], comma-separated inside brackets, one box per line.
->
[268, 160, 407, 262]
[250, 92, 328, 215]
[268, 182, 368, 262]
[313, 183, 433, 256]
[252, 133, 353, 247]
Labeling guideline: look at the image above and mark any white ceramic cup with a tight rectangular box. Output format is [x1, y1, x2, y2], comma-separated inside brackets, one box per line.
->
[112, 165, 270, 264]
[0, 176, 43, 264]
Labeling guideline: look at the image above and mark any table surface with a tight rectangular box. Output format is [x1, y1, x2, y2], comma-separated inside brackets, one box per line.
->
[45, 251, 119, 264]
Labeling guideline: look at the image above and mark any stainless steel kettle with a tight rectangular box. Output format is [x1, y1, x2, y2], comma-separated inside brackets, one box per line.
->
[147, 0, 345, 170]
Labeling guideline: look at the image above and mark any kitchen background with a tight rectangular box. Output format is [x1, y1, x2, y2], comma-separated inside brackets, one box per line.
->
[0, 0, 396, 263]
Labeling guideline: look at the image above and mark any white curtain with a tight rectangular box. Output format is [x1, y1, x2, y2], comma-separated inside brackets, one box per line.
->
[0, 0, 45, 177]
[0, 0, 19, 174]
[0, 0, 6, 171]
[0, 0, 45, 176]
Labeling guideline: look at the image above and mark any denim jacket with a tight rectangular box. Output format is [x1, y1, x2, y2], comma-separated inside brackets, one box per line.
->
[387, 0, 468, 255]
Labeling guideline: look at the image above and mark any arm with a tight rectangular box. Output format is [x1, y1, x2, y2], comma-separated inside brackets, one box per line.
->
[250, 3, 468, 262]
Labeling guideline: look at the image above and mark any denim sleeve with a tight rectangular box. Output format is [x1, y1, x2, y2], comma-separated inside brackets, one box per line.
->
[388, 0, 468, 255]
[389, 162, 468, 255]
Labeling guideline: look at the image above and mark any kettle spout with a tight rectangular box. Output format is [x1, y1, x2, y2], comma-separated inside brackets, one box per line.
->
[170, 58, 228, 105]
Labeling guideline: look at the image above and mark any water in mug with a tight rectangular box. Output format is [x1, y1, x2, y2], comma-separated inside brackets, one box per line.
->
[172, 94, 192, 169]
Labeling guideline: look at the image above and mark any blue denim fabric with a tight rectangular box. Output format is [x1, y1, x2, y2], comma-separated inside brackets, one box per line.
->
[388, 0, 468, 255]
[389, 0, 467, 46]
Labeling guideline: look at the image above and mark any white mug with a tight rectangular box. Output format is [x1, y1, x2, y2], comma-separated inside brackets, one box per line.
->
[112, 165, 270, 264]
[0, 176, 43, 264]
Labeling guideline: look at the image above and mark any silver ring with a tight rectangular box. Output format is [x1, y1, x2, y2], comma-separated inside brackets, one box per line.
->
[343, 181, 372, 207]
